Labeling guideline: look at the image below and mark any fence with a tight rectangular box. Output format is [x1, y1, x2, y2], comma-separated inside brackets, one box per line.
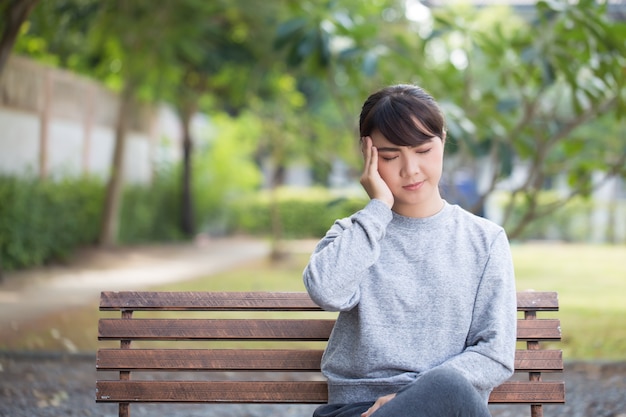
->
[0, 55, 183, 183]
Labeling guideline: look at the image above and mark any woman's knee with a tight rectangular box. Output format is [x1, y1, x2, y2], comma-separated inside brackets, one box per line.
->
[419, 368, 474, 395]
[395, 368, 479, 407]
[391, 368, 489, 416]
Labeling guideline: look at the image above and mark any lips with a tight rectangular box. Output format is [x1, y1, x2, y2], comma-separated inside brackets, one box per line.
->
[403, 181, 424, 191]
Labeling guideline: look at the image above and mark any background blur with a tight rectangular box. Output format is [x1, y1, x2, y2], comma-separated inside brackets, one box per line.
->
[1, 0, 625, 271]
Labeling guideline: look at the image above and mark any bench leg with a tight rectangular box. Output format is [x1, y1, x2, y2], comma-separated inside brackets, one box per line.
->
[531, 404, 542, 417]
[120, 402, 129, 417]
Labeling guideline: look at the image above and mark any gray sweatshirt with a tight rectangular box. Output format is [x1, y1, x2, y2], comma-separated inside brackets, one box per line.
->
[303, 199, 517, 404]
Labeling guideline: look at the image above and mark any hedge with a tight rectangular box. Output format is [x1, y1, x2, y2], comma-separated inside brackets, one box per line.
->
[0, 174, 183, 272]
[227, 188, 368, 238]
[0, 175, 104, 271]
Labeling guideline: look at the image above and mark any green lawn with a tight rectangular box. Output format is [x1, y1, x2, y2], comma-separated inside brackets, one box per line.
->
[512, 243, 626, 360]
[2, 242, 625, 360]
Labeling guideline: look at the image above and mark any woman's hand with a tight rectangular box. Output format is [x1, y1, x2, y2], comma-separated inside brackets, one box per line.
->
[361, 393, 397, 417]
[360, 136, 394, 209]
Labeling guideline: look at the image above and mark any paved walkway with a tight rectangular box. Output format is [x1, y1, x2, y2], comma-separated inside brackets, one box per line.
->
[0, 237, 272, 331]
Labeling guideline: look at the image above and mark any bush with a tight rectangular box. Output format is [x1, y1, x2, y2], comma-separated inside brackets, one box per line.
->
[0, 175, 104, 271]
[118, 170, 183, 243]
[227, 187, 368, 238]
[0, 171, 184, 271]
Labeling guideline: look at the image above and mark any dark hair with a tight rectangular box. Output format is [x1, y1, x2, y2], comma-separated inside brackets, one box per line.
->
[359, 84, 446, 146]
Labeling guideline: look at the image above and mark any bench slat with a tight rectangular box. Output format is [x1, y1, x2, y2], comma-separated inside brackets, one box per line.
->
[97, 349, 324, 371]
[100, 291, 320, 311]
[516, 291, 558, 311]
[96, 348, 563, 372]
[517, 319, 561, 341]
[95, 380, 564, 404]
[490, 381, 565, 403]
[96, 381, 328, 403]
[514, 349, 563, 371]
[100, 291, 559, 312]
[98, 319, 336, 341]
[98, 318, 560, 341]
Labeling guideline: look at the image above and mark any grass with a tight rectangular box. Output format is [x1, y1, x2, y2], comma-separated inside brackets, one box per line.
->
[512, 243, 626, 360]
[1, 242, 625, 360]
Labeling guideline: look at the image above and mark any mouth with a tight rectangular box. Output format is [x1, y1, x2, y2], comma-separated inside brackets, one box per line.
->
[402, 181, 424, 191]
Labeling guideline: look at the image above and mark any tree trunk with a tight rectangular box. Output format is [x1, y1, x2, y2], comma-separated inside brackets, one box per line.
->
[269, 164, 288, 261]
[180, 109, 195, 238]
[99, 82, 133, 247]
[0, 0, 40, 77]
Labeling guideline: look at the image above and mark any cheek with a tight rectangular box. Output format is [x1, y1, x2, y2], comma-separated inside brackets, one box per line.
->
[376, 162, 396, 184]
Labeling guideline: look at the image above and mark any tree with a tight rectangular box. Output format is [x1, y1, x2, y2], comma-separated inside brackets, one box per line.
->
[277, 0, 626, 239]
[0, 0, 39, 76]
[420, 0, 626, 238]
[163, 0, 283, 238]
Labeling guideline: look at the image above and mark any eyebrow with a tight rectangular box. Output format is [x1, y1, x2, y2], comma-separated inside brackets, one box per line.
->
[377, 143, 431, 153]
[376, 146, 402, 152]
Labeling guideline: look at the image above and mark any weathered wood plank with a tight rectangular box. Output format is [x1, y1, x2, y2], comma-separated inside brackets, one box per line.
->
[100, 291, 559, 312]
[96, 349, 324, 371]
[98, 319, 336, 341]
[95, 381, 565, 404]
[516, 319, 561, 341]
[490, 381, 565, 403]
[514, 350, 563, 372]
[100, 291, 320, 311]
[98, 318, 560, 341]
[516, 291, 559, 311]
[96, 348, 562, 372]
[96, 381, 328, 403]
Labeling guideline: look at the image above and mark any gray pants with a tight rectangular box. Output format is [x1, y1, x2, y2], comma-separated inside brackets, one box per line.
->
[313, 368, 491, 417]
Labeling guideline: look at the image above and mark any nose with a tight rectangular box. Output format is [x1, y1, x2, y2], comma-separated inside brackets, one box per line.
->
[400, 153, 420, 178]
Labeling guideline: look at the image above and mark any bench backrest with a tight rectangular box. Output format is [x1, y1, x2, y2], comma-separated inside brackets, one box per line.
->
[96, 291, 564, 417]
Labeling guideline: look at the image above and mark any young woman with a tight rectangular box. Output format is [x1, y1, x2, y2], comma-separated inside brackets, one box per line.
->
[303, 84, 517, 417]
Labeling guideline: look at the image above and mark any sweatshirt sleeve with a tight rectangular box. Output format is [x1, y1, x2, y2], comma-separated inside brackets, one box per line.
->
[303, 199, 393, 311]
[432, 229, 517, 395]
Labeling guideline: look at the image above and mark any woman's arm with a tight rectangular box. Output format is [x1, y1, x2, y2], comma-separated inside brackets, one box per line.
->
[303, 199, 392, 311]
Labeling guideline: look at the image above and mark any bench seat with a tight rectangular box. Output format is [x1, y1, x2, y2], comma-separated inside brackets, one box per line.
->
[96, 291, 564, 417]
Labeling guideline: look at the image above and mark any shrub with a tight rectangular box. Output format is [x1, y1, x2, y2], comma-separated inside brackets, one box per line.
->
[227, 187, 368, 238]
[0, 175, 104, 271]
[118, 170, 183, 243]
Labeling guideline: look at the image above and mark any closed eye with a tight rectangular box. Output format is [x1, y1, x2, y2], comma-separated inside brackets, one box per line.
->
[417, 148, 432, 154]
[380, 155, 399, 161]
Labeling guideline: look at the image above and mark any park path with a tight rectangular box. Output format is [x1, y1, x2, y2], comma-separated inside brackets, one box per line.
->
[0, 236, 273, 333]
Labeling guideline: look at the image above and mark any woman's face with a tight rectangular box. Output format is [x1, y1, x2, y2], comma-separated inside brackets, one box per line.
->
[369, 127, 445, 217]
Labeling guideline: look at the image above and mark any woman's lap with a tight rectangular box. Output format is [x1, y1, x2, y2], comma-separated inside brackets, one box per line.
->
[313, 368, 490, 417]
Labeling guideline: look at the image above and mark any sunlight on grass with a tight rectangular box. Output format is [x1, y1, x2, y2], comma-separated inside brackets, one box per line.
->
[512, 243, 626, 360]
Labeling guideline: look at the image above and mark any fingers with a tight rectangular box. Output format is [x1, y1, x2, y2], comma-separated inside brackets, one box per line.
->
[361, 404, 377, 417]
[361, 393, 396, 417]
[360, 136, 371, 162]
[361, 136, 377, 173]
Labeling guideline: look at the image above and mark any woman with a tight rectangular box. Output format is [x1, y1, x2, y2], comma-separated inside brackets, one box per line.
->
[303, 84, 517, 417]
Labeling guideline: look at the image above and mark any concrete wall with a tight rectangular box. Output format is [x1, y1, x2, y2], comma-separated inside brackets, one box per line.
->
[0, 55, 183, 183]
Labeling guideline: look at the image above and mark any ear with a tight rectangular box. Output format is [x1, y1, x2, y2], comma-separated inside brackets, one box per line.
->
[441, 129, 447, 145]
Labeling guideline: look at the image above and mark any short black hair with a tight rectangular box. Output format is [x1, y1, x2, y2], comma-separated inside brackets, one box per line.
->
[359, 84, 446, 146]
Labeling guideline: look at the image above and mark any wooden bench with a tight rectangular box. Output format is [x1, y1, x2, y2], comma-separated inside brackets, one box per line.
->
[96, 291, 565, 417]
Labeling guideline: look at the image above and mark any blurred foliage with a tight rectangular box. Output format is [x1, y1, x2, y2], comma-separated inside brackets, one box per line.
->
[117, 170, 183, 244]
[0, 175, 104, 270]
[228, 187, 367, 238]
[192, 111, 263, 235]
[493, 191, 597, 242]
[3, 0, 625, 247]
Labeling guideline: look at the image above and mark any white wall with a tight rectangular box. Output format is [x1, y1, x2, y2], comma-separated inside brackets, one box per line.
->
[0, 56, 183, 184]
[0, 109, 41, 176]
